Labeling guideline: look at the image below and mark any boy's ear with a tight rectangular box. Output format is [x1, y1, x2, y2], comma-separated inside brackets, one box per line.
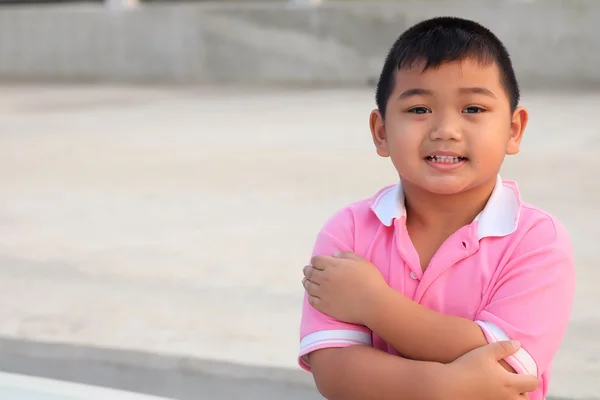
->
[370, 109, 389, 157]
[506, 106, 528, 155]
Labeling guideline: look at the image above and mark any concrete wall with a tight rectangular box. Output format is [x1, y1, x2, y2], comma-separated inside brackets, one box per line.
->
[0, 1, 598, 88]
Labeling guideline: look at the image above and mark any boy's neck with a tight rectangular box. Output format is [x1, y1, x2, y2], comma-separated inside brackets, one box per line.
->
[402, 179, 496, 233]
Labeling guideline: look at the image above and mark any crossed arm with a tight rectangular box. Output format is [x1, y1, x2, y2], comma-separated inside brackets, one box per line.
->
[299, 222, 575, 399]
[303, 274, 515, 400]
[309, 345, 446, 400]
[361, 284, 513, 367]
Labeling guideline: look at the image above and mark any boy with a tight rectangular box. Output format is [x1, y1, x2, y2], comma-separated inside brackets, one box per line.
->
[298, 17, 575, 400]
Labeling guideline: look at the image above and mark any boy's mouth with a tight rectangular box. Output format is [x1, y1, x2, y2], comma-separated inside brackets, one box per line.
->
[425, 155, 468, 164]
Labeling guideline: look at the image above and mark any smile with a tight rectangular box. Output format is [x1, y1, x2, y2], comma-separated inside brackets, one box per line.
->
[425, 155, 467, 164]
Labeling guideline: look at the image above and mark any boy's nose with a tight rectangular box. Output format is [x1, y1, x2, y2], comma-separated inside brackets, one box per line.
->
[429, 114, 463, 141]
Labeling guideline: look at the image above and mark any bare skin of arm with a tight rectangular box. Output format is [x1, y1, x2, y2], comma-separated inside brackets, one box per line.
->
[309, 346, 443, 400]
[366, 287, 517, 372]
[309, 341, 537, 400]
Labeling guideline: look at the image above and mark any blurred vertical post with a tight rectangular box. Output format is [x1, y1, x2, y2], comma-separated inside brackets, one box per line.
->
[105, 0, 139, 9]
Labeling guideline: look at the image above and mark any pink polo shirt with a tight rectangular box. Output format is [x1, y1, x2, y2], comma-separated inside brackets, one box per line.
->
[298, 176, 575, 400]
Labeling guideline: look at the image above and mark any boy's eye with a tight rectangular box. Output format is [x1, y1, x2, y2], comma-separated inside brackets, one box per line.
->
[463, 106, 485, 114]
[408, 107, 431, 114]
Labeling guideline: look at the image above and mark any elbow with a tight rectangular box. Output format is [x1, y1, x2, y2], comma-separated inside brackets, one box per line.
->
[313, 378, 340, 400]
[313, 373, 346, 400]
[308, 349, 349, 400]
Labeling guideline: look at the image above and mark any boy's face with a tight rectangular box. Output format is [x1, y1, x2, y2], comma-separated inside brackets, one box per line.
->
[370, 58, 528, 196]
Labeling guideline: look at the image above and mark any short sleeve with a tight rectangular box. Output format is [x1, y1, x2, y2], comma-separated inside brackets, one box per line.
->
[298, 208, 372, 371]
[475, 217, 576, 378]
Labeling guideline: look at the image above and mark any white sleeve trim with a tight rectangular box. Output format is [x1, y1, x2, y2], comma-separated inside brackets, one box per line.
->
[475, 320, 538, 377]
[300, 329, 372, 354]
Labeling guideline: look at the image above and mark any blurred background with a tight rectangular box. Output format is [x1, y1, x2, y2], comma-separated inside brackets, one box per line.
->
[0, 0, 598, 399]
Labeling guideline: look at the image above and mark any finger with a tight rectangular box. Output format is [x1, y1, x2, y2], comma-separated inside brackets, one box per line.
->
[302, 277, 321, 296]
[486, 340, 521, 360]
[304, 265, 327, 284]
[333, 251, 364, 261]
[509, 374, 539, 394]
[303, 265, 326, 282]
[310, 255, 335, 270]
[303, 265, 312, 279]
[308, 294, 321, 308]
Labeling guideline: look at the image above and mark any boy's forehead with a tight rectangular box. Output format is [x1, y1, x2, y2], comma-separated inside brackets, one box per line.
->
[393, 58, 503, 93]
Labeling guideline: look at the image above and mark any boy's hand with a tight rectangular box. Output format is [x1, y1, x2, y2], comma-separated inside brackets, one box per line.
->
[443, 340, 539, 400]
[302, 252, 387, 325]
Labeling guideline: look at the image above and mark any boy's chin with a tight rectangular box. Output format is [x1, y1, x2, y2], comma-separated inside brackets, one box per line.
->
[417, 177, 473, 196]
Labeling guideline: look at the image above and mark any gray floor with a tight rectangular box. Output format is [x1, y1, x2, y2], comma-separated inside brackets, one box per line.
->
[0, 337, 590, 400]
[0, 337, 323, 400]
[0, 85, 598, 398]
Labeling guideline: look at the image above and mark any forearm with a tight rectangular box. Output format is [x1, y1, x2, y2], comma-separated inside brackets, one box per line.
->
[366, 287, 488, 363]
[309, 345, 446, 400]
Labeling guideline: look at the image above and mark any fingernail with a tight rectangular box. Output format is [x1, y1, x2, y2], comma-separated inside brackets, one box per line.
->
[510, 340, 521, 347]
[333, 252, 341, 257]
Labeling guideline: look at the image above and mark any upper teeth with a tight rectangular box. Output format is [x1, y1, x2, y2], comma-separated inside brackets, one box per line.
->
[429, 156, 463, 163]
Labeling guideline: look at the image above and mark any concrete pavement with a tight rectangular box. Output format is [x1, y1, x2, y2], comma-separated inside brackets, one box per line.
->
[0, 85, 598, 398]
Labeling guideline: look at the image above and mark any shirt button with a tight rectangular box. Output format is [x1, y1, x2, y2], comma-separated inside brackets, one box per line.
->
[409, 271, 418, 280]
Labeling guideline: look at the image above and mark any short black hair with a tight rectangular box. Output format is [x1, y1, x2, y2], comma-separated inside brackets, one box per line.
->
[375, 16, 520, 118]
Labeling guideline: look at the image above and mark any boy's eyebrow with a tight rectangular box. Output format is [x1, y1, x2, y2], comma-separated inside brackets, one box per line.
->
[396, 88, 434, 100]
[396, 87, 498, 100]
[458, 87, 498, 98]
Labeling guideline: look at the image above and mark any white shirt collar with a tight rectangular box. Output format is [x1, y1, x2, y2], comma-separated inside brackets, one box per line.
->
[370, 175, 521, 240]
